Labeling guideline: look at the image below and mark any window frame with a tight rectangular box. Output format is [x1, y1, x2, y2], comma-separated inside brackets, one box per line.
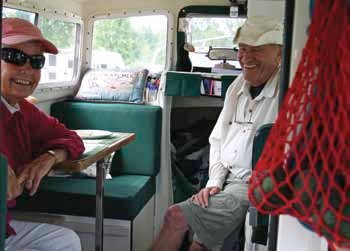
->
[2, 6, 37, 23]
[86, 9, 174, 73]
[36, 12, 83, 89]
[176, 5, 247, 72]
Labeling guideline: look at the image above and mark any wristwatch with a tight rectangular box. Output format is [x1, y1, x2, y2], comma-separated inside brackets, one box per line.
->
[46, 150, 58, 164]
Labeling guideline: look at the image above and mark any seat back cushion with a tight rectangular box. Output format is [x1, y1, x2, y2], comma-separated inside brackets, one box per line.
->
[51, 101, 162, 176]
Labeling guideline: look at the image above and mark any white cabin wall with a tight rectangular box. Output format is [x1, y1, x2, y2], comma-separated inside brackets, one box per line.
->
[289, 0, 310, 81]
[81, 0, 233, 16]
[247, 0, 285, 21]
[175, 0, 230, 10]
[81, 0, 176, 17]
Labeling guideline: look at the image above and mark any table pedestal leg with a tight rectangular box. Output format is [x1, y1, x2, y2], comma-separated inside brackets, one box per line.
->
[96, 159, 105, 251]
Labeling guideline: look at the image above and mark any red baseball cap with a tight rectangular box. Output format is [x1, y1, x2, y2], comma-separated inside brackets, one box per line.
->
[2, 17, 58, 54]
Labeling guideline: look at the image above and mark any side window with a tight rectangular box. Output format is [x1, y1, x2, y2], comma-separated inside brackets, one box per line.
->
[2, 7, 36, 22]
[91, 15, 168, 73]
[186, 17, 246, 69]
[38, 17, 81, 84]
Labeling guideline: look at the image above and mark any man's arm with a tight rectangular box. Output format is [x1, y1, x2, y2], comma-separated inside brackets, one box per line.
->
[18, 148, 69, 196]
[205, 80, 239, 189]
[191, 96, 230, 207]
[23, 100, 84, 160]
[193, 77, 242, 207]
[16, 101, 84, 196]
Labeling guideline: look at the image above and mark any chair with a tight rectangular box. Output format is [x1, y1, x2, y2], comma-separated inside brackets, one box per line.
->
[248, 124, 278, 251]
[0, 155, 8, 251]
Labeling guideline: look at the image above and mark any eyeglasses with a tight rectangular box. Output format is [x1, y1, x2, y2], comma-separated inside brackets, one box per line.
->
[1, 47, 45, 70]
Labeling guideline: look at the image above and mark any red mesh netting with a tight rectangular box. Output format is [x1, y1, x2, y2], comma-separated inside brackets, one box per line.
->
[248, 0, 350, 249]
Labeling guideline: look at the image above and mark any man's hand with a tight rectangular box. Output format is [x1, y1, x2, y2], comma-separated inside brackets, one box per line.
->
[7, 166, 26, 200]
[191, 186, 221, 208]
[18, 153, 56, 196]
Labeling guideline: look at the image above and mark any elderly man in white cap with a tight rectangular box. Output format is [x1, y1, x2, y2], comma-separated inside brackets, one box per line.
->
[150, 16, 283, 251]
[1, 17, 84, 250]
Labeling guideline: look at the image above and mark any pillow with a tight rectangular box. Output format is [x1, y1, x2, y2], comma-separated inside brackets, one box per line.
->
[75, 69, 149, 103]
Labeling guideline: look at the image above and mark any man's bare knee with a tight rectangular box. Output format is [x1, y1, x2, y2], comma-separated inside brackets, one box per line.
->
[149, 205, 189, 251]
[163, 204, 188, 232]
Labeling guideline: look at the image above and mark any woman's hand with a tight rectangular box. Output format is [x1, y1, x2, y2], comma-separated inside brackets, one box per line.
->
[18, 153, 56, 196]
[7, 166, 27, 200]
[191, 186, 221, 208]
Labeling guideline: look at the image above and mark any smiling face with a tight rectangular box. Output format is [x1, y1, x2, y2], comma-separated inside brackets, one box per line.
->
[238, 44, 281, 87]
[1, 42, 43, 106]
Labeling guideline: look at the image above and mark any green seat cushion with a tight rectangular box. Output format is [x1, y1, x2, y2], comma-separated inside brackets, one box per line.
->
[15, 175, 155, 220]
[51, 101, 162, 177]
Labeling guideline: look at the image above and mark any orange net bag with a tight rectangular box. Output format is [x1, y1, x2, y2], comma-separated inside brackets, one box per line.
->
[248, 0, 350, 249]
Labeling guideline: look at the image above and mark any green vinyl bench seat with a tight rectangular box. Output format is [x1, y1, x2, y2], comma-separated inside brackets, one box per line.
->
[15, 101, 162, 221]
[50, 101, 162, 176]
[16, 175, 154, 220]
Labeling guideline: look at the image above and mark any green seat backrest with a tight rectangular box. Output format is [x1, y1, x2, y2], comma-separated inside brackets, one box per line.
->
[252, 124, 273, 167]
[251, 124, 274, 245]
[51, 101, 162, 176]
[0, 155, 8, 251]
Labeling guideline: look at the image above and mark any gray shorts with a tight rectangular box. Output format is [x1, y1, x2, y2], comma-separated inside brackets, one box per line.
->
[179, 176, 249, 251]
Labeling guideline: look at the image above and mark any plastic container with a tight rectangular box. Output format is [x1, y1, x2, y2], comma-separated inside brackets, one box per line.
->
[147, 83, 158, 102]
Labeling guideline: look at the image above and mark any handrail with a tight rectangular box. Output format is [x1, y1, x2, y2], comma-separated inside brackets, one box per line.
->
[272, 0, 295, 250]
[279, 0, 295, 106]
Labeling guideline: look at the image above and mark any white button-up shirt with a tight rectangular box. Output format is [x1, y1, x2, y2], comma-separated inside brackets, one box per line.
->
[1, 96, 20, 114]
[206, 69, 280, 189]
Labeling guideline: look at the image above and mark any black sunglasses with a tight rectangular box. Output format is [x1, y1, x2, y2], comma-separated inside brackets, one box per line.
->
[1, 47, 46, 70]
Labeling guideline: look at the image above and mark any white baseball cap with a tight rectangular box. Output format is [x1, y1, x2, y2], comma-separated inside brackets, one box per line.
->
[233, 16, 283, 46]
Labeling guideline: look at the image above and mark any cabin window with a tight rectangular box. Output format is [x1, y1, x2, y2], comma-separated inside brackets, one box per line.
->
[187, 17, 245, 69]
[38, 17, 81, 84]
[91, 15, 168, 73]
[2, 7, 36, 23]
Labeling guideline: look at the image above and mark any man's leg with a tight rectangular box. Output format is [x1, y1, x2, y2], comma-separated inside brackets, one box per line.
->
[5, 220, 81, 251]
[150, 204, 189, 251]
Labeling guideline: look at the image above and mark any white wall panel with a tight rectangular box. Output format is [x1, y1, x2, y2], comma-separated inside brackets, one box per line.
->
[289, 0, 310, 82]
[247, 0, 285, 21]
[277, 216, 328, 251]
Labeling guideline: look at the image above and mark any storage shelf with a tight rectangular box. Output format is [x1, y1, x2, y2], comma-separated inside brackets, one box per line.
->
[164, 71, 239, 98]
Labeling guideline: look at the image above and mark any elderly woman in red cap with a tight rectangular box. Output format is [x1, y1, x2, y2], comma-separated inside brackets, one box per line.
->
[150, 16, 283, 251]
[1, 17, 84, 250]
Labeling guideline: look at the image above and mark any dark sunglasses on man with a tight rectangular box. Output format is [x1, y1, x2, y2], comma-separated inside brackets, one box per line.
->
[1, 47, 46, 70]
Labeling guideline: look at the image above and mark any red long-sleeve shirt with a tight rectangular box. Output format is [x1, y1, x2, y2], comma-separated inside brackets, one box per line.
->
[0, 99, 85, 237]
